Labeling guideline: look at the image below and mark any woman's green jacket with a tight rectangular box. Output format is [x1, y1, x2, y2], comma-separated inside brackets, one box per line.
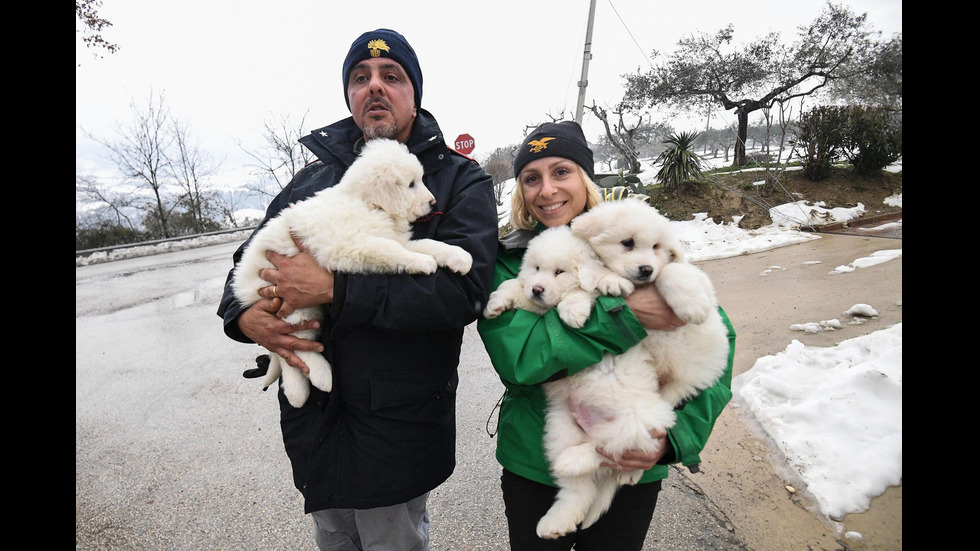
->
[477, 229, 736, 486]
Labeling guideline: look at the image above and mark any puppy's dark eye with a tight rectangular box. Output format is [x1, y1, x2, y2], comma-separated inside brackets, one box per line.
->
[409, 181, 416, 188]
[653, 243, 661, 250]
[621, 238, 635, 250]
[554, 269, 565, 276]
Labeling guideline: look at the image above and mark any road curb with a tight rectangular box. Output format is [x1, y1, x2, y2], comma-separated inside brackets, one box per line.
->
[801, 210, 902, 233]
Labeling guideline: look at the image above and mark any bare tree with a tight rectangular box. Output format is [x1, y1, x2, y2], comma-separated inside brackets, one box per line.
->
[216, 190, 259, 229]
[83, 90, 220, 238]
[587, 101, 646, 174]
[76, 175, 140, 229]
[758, 99, 799, 196]
[86, 90, 183, 238]
[481, 146, 516, 208]
[238, 111, 315, 199]
[171, 118, 220, 231]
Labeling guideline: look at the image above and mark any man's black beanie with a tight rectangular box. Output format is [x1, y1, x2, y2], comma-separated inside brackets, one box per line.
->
[342, 29, 423, 112]
[513, 121, 595, 181]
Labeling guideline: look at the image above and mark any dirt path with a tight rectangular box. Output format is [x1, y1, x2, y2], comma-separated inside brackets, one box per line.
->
[694, 231, 902, 551]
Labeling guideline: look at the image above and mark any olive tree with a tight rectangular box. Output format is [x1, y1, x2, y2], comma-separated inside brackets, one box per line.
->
[622, 2, 900, 166]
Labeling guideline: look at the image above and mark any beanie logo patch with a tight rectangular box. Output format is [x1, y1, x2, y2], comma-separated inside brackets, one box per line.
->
[527, 137, 555, 153]
[367, 39, 390, 58]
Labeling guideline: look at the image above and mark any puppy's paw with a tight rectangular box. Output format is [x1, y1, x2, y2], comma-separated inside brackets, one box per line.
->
[617, 469, 644, 486]
[300, 353, 333, 393]
[557, 300, 591, 328]
[282, 379, 311, 409]
[664, 292, 713, 325]
[595, 273, 634, 297]
[307, 366, 333, 393]
[656, 263, 715, 324]
[403, 254, 439, 275]
[483, 300, 506, 319]
[556, 291, 594, 328]
[442, 248, 473, 275]
[552, 445, 601, 477]
[483, 288, 514, 318]
[536, 509, 580, 540]
[485, 281, 522, 318]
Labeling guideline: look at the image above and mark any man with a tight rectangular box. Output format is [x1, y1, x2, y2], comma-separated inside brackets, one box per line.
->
[216, 28, 498, 550]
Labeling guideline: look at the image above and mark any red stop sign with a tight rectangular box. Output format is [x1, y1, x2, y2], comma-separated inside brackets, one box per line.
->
[454, 133, 475, 155]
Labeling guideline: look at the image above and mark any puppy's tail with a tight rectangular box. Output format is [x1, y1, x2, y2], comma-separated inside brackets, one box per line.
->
[261, 354, 283, 391]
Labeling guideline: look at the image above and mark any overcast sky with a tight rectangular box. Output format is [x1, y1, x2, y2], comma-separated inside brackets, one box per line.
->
[75, 0, 902, 184]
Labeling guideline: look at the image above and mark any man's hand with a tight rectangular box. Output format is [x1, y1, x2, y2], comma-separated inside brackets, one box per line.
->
[256, 233, 334, 319]
[237, 298, 324, 373]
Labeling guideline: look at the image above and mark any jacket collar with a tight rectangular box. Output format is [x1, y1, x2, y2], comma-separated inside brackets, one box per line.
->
[499, 222, 548, 251]
[299, 109, 449, 171]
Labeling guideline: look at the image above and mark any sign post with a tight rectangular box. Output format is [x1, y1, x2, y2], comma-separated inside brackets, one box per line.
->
[454, 133, 475, 156]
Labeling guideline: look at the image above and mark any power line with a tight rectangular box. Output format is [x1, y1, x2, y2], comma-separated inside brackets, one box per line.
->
[606, 0, 656, 71]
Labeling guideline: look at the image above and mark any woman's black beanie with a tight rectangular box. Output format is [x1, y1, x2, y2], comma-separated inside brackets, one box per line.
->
[513, 121, 595, 180]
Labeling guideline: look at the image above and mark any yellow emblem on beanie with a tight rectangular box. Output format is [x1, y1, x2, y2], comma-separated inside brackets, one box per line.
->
[527, 137, 555, 153]
[367, 39, 390, 57]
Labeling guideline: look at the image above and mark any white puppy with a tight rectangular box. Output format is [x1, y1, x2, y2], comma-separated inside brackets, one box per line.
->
[232, 139, 472, 408]
[571, 198, 729, 407]
[483, 226, 631, 328]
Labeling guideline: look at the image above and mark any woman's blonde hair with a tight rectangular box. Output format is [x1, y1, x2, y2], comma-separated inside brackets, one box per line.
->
[509, 164, 603, 230]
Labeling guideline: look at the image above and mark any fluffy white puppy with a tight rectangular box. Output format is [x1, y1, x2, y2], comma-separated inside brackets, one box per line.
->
[232, 139, 472, 408]
[571, 197, 729, 408]
[482, 226, 631, 328]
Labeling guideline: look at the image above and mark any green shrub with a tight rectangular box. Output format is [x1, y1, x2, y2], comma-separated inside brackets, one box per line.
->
[76, 222, 151, 251]
[655, 131, 706, 188]
[842, 106, 902, 176]
[793, 106, 848, 181]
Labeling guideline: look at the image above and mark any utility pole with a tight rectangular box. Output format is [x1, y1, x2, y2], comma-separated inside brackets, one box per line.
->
[575, 0, 597, 125]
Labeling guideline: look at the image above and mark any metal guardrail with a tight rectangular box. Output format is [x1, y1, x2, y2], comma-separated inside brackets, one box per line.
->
[75, 226, 257, 258]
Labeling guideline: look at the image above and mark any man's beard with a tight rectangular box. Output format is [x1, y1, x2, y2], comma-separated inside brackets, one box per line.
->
[363, 120, 397, 140]
[362, 98, 399, 140]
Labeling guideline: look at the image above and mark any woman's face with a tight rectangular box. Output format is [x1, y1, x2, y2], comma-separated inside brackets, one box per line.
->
[519, 157, 589, 228]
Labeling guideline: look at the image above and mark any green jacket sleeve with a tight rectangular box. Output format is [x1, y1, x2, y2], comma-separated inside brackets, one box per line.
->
[665, 306, 737, 470]
[477, 244, 648, 387]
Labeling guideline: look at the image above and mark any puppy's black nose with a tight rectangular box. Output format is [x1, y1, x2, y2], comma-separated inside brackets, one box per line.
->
[532, 285, 544, 297]
[638, 266, 654, 279]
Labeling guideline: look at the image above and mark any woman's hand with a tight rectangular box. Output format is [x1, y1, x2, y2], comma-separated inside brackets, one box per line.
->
[625, 284, 685, 331]
[597, 427, 669, 472]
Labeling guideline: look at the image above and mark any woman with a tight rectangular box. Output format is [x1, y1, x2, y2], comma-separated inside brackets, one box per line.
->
[477, 121, 736, 551]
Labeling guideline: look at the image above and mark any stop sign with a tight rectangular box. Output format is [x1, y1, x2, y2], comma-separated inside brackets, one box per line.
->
[454, 133, 475, 155]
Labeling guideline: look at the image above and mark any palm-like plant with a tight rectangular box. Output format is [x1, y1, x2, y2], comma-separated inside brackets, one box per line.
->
[654, 131, 706, 188]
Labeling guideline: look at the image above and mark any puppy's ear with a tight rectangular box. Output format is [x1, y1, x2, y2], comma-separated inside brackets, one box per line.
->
[666, 238, 686, 263]
[570, 211, 600, 242]
[369, 165, 406, 214]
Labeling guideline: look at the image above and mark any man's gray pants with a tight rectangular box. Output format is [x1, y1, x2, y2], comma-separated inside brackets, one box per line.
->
[311, 492, 430, 551]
